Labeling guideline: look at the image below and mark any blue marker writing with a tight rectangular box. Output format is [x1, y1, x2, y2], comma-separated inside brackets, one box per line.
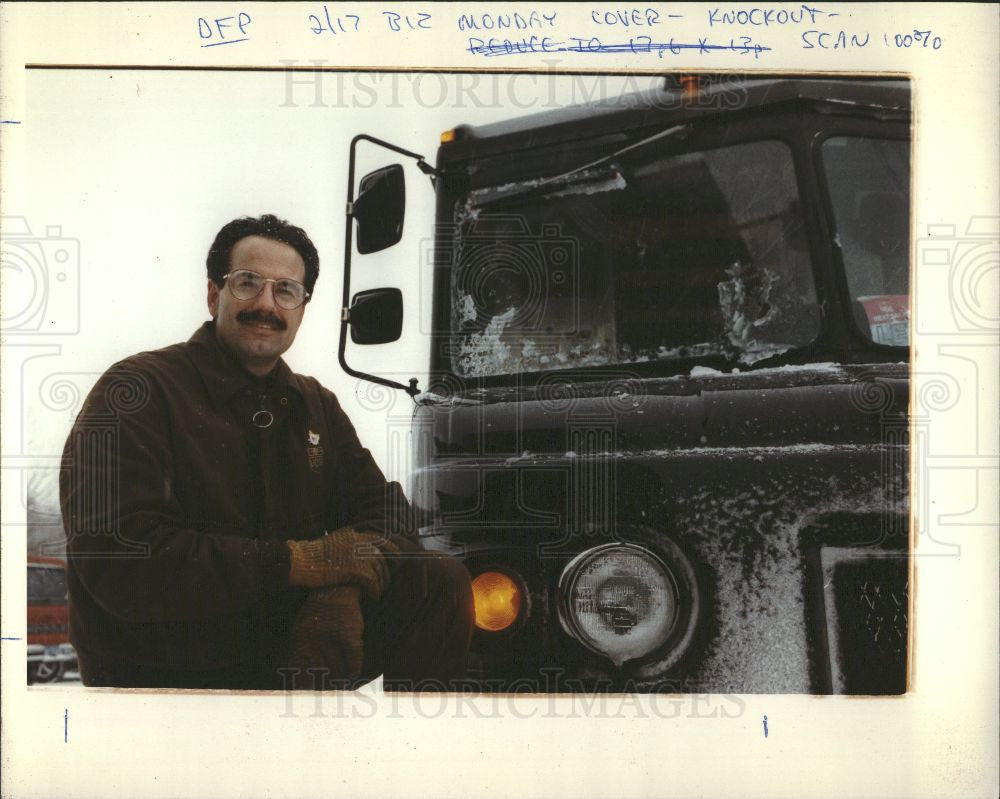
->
[309, 6, 361, 35]
[590, 8, 662, 27]
[467, 36, 558, 55]
[763, 714, 768, 738]
[468, 36, 771, 58]
[383, 11, 431, 31]
[708, 5, 828, 27]
[457, 11, 557, 31]
[198, 13, 251, 47]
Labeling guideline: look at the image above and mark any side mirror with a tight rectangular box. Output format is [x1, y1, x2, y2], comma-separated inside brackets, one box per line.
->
[348, 288, 403, 344]
[353, 165, 405, 254]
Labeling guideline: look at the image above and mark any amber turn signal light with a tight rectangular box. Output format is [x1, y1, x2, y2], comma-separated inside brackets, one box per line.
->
[471, 571, 522, 631]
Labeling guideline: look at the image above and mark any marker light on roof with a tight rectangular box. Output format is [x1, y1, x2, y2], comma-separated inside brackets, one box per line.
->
[680, 75, 700, 99]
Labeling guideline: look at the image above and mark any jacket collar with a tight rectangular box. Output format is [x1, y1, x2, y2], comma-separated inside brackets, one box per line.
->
[186, 321, 302, 409]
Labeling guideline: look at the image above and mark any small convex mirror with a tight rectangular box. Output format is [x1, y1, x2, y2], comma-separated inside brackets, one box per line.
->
[349, 288, 403, 344]
[353, 165, 405, 254]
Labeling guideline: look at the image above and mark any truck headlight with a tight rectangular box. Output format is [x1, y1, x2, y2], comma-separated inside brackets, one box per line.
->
[558, 542, 696, 667]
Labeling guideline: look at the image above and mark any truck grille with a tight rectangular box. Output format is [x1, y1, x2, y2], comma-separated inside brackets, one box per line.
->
[830, 560, 908, 694]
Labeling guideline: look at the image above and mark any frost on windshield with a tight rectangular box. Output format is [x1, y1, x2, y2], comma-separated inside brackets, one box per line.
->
[467, 168, 628, 208]
[454, 259, 811, 375]
[453, 285, 726, 376]
[453, 305, 515, 376]
[452, 289, 620, 376]
[717, 261, 815, 365]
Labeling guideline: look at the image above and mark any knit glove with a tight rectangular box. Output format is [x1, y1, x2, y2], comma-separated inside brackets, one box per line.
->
[288, 585, 364, 681]
[286, 527, 396, 599]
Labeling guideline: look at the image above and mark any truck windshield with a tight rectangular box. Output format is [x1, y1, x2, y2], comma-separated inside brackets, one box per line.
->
[450, 138, 820, 378]
[821, 136, 910, 347]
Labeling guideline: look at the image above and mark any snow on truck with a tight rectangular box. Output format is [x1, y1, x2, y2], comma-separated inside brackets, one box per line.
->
[338, 75, 911, 693]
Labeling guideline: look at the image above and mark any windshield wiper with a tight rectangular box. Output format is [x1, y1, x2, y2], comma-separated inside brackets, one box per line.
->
[539, 122, 691, 186]
[471, 122, 691, 209]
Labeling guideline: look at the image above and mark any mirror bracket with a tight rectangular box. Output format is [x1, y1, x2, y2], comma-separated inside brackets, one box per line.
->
[340, 134, 434, 399]
[416, 158, 443, 182]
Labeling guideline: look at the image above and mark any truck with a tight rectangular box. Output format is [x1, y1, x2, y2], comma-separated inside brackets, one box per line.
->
[338, 75, 911, 694]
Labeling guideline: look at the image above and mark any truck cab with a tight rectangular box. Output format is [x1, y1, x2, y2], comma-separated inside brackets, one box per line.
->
[341, 76, 910, 694]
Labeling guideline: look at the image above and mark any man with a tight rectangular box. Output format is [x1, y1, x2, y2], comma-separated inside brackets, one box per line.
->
[59, 214, 474, 690]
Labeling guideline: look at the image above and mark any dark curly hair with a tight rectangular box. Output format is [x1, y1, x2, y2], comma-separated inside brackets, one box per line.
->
[206, 214, 320, 295]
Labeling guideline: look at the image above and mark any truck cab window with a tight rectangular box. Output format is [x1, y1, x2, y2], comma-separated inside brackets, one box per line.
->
[821, 136, 910, 347]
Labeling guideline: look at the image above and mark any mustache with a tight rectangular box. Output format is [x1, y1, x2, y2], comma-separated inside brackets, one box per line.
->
[236, 310, 287, 330]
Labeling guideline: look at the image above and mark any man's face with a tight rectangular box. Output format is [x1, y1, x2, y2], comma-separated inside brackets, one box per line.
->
[207, 235, 308, 376]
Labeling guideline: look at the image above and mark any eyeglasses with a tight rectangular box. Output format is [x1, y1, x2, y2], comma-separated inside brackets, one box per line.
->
[222, 269, 310, 310]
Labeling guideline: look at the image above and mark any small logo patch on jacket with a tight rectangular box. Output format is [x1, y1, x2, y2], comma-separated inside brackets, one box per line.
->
[307, 430, 323, 470]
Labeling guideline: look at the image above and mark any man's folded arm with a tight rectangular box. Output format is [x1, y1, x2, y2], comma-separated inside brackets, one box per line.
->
[60, 366, 291, 624]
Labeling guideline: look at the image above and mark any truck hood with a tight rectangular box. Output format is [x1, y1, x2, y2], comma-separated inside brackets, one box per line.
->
[415, 362, 908, 456]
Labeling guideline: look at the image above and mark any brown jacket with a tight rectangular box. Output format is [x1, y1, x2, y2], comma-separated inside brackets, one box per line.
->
[60, 322, 410, 684]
